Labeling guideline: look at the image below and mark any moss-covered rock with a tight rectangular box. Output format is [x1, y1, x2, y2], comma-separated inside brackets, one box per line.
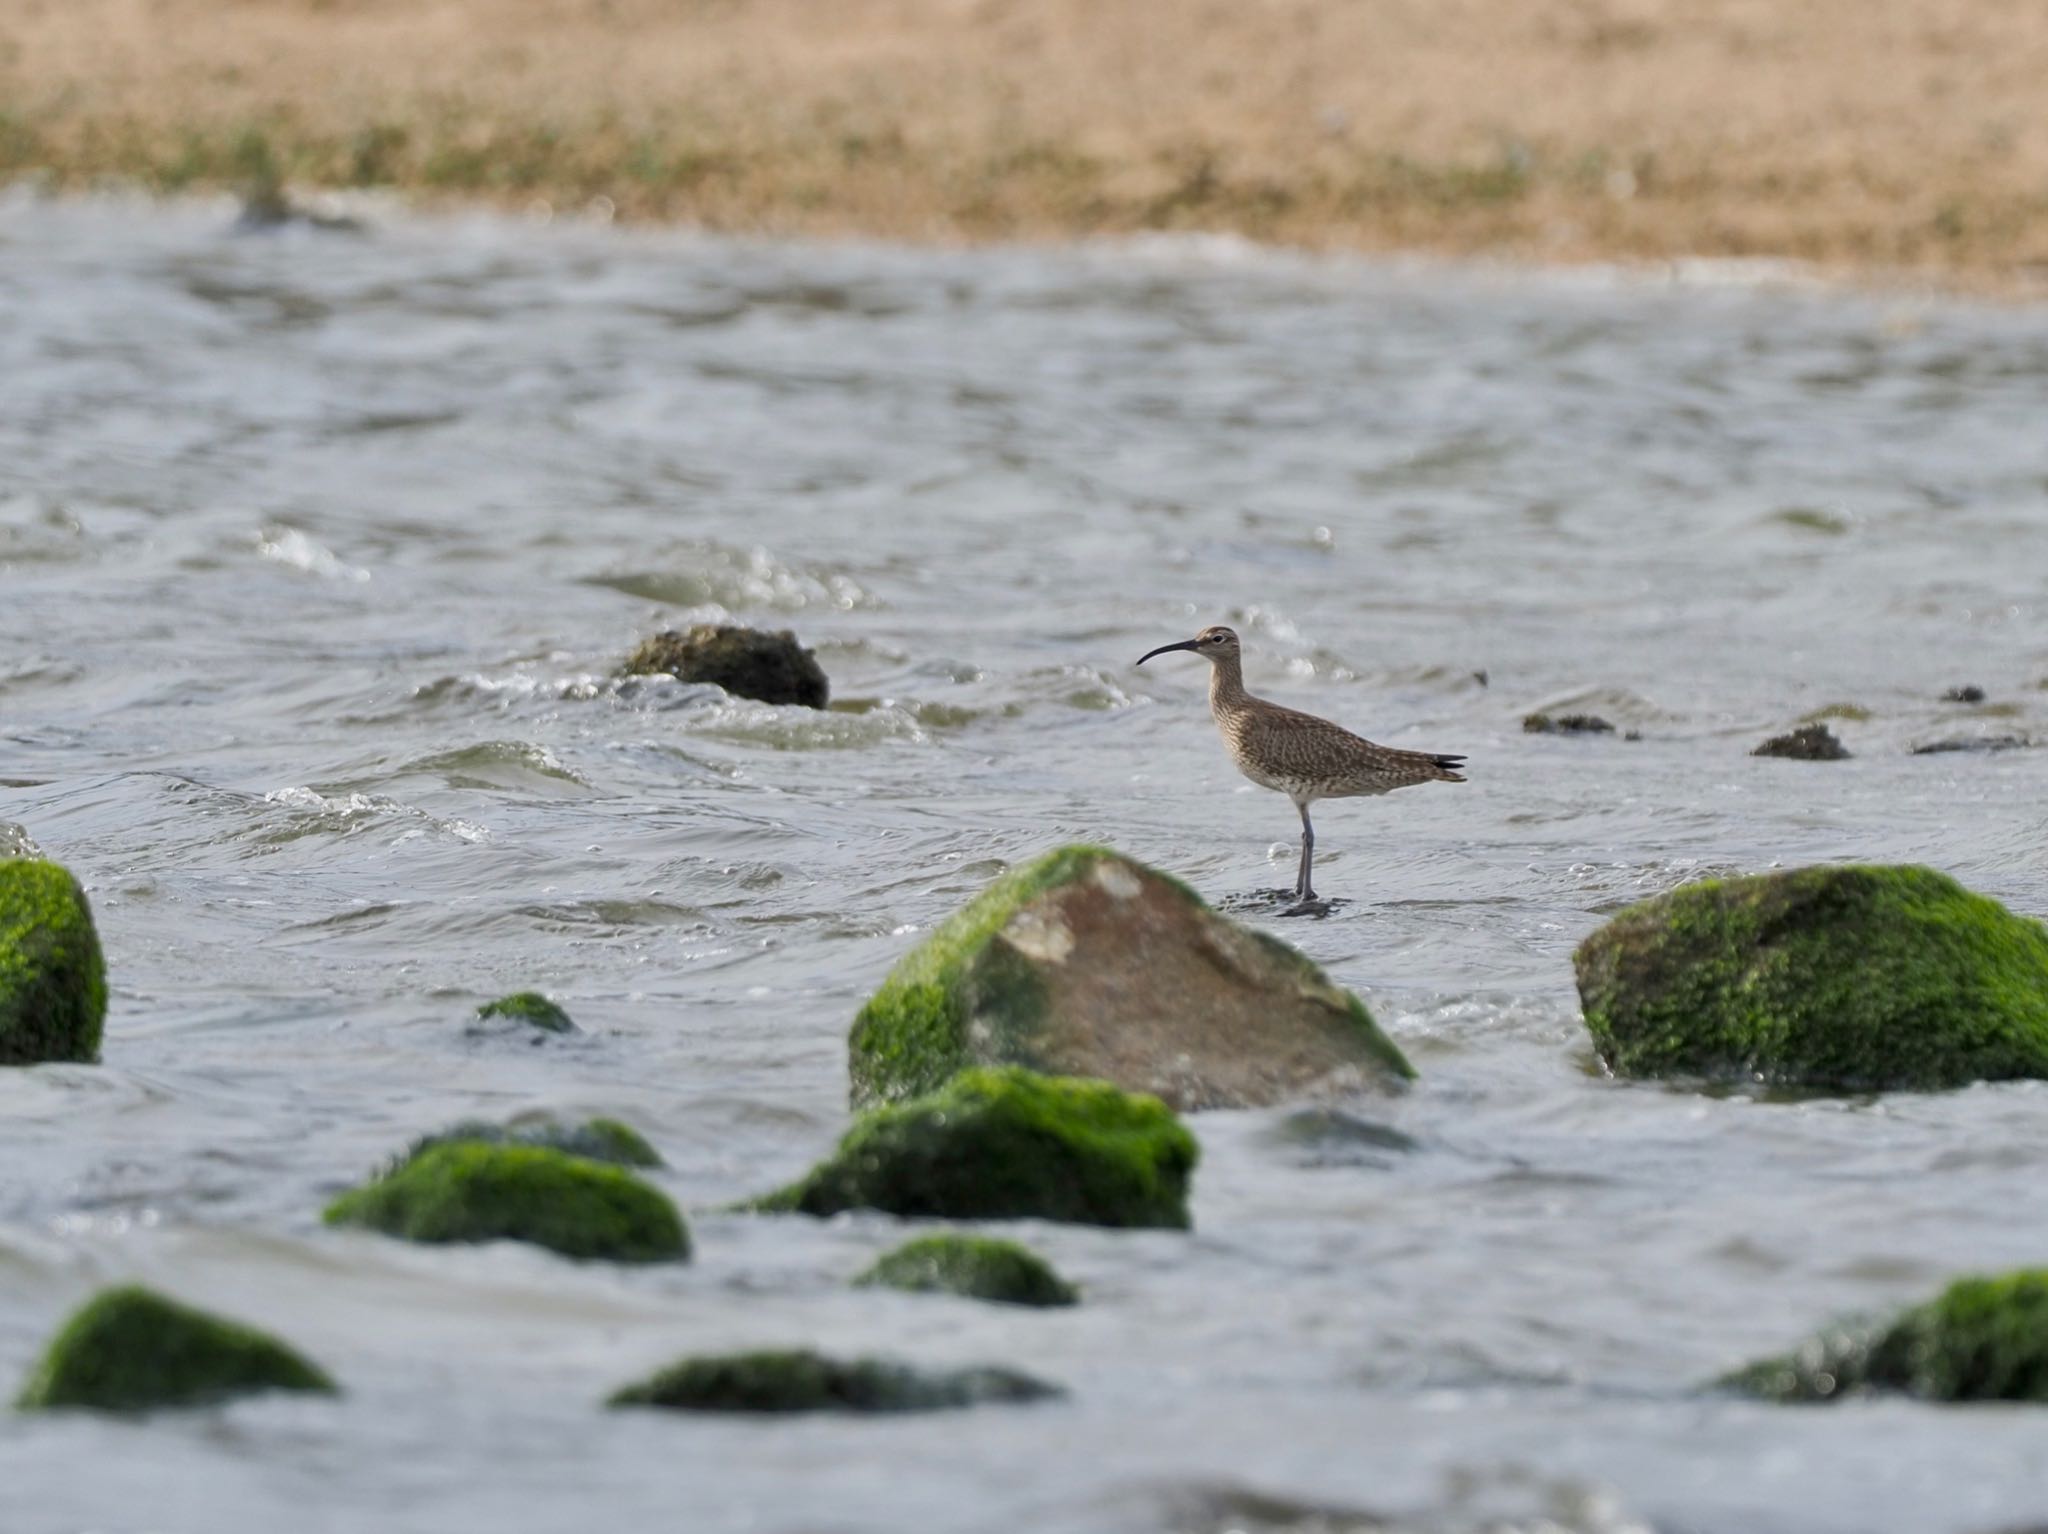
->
[473, 991, 575, 1034]
[402, 1114, 661, 1168]
[1753, 723, 1850, 760]
[1574, 864, 2048, 1089]
[0, 858, 107, 1065]
[325, 1142, 688, 1262]
[1725, 1270, 2048, 1403]
[752, 1065, 1196, 1228]
[622, 624, 829, 708]
[16, 1286, 335, 1411]
[849, 845, 1411, 1110]
[608, 1349, 1060, 1413]
[855, 1234, 1078, 1307]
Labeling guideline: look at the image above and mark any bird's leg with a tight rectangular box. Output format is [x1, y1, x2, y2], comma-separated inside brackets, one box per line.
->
[1295, 801, 1315, 902]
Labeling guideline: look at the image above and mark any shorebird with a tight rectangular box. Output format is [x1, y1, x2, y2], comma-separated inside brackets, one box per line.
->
[1136, 625, 1465, 913]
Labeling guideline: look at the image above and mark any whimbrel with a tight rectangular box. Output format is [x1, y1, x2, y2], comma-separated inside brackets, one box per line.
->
[1136, 625, 1466, 913]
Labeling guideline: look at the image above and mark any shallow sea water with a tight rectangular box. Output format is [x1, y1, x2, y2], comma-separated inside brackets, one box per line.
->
[5, 194, 2048, 1534]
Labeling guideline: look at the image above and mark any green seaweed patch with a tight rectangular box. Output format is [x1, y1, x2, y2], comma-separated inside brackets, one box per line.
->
[0, 859, 107, 1066]
[1574, 864, 2048, 1089]
[608, 1348, 1061, 1413]
[1724, 1270, 2048, 1403]
[750, 1065, 1197, 1229]
[16, 1286, 335, 1412]
[474, 991, 576, 1034]
[325, 1142, 688, 1262]
[402, 1115, 660, 1168]
[855, 1234, 1078, 1307]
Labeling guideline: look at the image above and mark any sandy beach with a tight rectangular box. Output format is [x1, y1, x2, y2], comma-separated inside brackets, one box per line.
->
[5, 0, 2048, 284]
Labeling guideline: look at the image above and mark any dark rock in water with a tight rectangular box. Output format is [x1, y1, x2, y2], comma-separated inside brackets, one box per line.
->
[847, 845, 1411, 1111]
[1724, 1269, 2048, 1403]
[15, 1286, 335, 1411]
[0, 858, 107, 1066]
[1913, 734, 2031, 755]
[608, 1348, 1061, 1414]
[855, 1234, 1078, 1308]
[1753, 723, 1849, 760]
[1945, 685, 1988, 704]
[403, 1114, 660, 1168]
[1522, 712, 1616, 735]
[621, 624, 829, 708]
[325, 1142, 688, 1262]
[749, 1065, 1198, 1229]
[472, 991, 576, 1035]
[1574, 864, 2048, 1090]
[1265, 1108, 1421, 1168]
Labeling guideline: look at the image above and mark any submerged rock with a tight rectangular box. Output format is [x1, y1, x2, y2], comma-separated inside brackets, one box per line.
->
[751, 1065, 1197, 1229]
[1753, 723, 1849, 760]
[0, 858, 107, 1065]
[1522, 712, 1616, 735]
[1945, 685, 1988, 704]
[403, 1114, 660, 1168]
[855, 1234, 1078, 1308]
[1574, 864, 2048, 1089]
[608, 1349, 1060, 1414]
[621, 624, 829, 708]
[848, 845, 1411, 1110]
[16, 1286, 335, 1411]
[472, 991, 576, 1035]
[325, 1142, 688, 1262]
[1725, 1270, 2048, 1403]
[1913, 734, 2031, 755]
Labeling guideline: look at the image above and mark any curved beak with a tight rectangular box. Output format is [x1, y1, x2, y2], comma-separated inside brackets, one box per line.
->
[1135, 638, 1200, 667]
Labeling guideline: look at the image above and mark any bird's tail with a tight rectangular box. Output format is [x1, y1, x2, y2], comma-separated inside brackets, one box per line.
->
[1423, 752, 1467, 784]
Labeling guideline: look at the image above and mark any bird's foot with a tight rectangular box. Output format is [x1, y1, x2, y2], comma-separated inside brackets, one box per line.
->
[1276, 896, 1334, 919]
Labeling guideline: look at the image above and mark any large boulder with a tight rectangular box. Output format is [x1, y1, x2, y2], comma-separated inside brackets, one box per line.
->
[608, 1349, 1060, 1414]
[1725, 1270, 2048, 1404]
[0, 858, 107, 1065]
[1574, 864, 2048, 1089]
[848, 845, 1411, 1110]
[324, 1142, 688, 1262]
[750, 1065, 1197, 1229]
[16, 1286, 335, 1411]
[855, 1234, 1078, 1308]
[621, 624, 829, 708]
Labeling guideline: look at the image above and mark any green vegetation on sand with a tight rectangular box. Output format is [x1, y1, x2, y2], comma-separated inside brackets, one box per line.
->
[0, 858, 107, 1065]
[1726, 1270, 2048, 1403]
[16, 1286, 335, 1412]
[855, 1234, 1078, 1307]
[325, 1141, 688, 1262]
[1574, 864, 2048, 1089]
[608, 1348, 1061, 1414]
[848, 844, 1410, 1110]
[751, 1065, 1197, 1229]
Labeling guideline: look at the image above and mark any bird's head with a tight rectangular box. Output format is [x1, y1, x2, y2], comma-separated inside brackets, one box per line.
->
[1136, 625, 1240, 667]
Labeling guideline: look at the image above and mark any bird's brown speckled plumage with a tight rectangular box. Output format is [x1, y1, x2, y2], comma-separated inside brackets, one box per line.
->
[1137, 623, 1465, 909]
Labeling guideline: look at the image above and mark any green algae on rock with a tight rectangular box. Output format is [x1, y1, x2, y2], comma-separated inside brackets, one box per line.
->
[325, 1142, 688, 1262]
[752, 1065, 1197, 1229]
[621, 624, 829, 709]
[608, 1348, 1061, 1414]
[473, 991, 576, 1034]
[1725, 1270, 2048, 1403]
[1574, 865, 2048, 1089]
[16, 1286, 336, 1412]
[855, 1234, 1078, 1307]
[848, 845, 1411, 1110]
[400, 1114, 661, 1169]
[0, 858, 107, 1066]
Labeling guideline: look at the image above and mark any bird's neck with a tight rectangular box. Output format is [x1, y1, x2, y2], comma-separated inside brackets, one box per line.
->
[1208, 654, 1250, 714]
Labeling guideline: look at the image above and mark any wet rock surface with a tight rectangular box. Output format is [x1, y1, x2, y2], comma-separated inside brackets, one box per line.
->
[608, 1349, 1061, 1414]
[0, 858, 107, 1066]
[621, 624, 829, 708]
[848, 845, 1412, 1111]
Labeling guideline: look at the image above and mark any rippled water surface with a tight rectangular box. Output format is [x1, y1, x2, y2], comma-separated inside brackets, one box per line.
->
[6, 196, 2048, 1534]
